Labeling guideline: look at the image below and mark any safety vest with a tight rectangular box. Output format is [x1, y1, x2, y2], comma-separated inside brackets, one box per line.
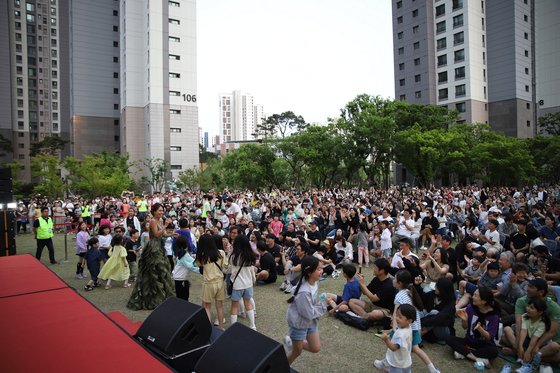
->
[138, 200, 148, 212]
[82, 205, 90, 218]
[37, 217, 54, 239]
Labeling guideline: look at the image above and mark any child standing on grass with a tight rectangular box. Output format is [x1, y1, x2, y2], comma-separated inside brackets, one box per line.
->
[84, 237, 101, 291]
[75, 222, 90, 279]
[380, 220, 393, 259]
[392, 269, 441, 373]
[98, 234, 130, 289]
[283, 255, 329, 365]
[374, 303, 416, 373]
[172, 235, 200, 302]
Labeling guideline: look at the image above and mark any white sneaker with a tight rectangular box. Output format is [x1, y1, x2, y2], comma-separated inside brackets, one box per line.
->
[279, 280, 288, 291]
[454, 351, 466, 360]
[346, 311, 361, 318]
[284, 284, 294, 294]
[213, 318, 226, 326]
[476, 358, 490, 368]
[282, 336, 293, 355]
[539, 366, 553, 373]
[373, 359, 386, 369]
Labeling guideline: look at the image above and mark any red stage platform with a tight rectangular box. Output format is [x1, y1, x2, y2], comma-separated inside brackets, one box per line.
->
[0, 255, 171, 373]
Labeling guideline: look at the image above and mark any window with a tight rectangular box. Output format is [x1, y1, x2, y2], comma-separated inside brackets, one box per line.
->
[525, 85, 529, 92]
[169, 18, 180, 25]
[169, 54, 180, 60]
[437, 37, 446, 50]
[169, 72, 181, 78]
[482, 51, 486, 64]
[113, 88, 119, 94]
[113, 25, 118, 32]
[455, 84, 466, 97]
[437, 54, 447, 67]
[170, 165, 182, 170]
[455, 66, 465, 79]
[113, 56, 119, 63]
[454, 31, 464, 45]
[50, 17, 56, 26]
[170, 146, 182, 151]
[524, 14, 528, 22]
[454, 49, 465, 62]
[415, 91, 422, 98]
[169, 90, 181, 96]
[397, 16, 403, 24]
[482, 34, 485, 47]
[413, 41, 420, 50]
[114, 119, 119, 126]
[113, 10, 118, 16]
[399, 94, 406, 100]
[453, 0, 463, 10]
[436, 4, 445, 17]
[113, 41, 118, 47]
[436, 21, 446, 34]
[525, 67, 529, 74]
[399, 63, 405, 71]
[412, 9, 418, 17]
[413, 25, 419, 34]
[525, 50, 529, 57]
[398, 32, 403, 40]
[414, 58, 420, 66]
[482, 17, 485, 30]
[453, 14, 464, 28]
[170, 109, 181, 114]
[396, 1, 402, 9]
[169, 36, 180, 42]
[398, 47, 404, 55]
[25, 2, 34, 11]
[456, 102, 466, 113]
[399, 79, 405, 87]
[438, 71, 448, 83]
[438, 88, 448, 100]
[26, 14, 35, 23]
[170, 128, 182, 133]
[414, 74, 421, 83]
[524, 32, 528, 40]
[169, 1, 180, 6]
[527, 121, 531, 127]
[114, 104, 119, 110]
[526, 103, 530, 109]
[113, 72, 119, 78]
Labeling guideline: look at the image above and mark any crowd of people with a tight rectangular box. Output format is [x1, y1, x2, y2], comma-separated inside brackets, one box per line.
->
[20, 185, 560, 371]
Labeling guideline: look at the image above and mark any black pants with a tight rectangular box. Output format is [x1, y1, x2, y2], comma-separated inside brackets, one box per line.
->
[444, 335, 498, 359]
[175, 280, 191, 301]
[36, 238, 56, 263]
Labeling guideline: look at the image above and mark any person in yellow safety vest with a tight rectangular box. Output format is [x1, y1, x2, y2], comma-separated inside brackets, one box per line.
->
[81, 201, 92, 226]
[137, 198, 148, 221]
[33, 207, 57, 264]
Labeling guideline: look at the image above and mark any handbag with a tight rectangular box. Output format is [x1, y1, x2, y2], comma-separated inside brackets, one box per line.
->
[227, 264, 243, 294]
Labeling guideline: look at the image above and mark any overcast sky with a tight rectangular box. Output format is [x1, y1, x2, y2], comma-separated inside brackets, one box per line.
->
[197, 0, 394, 138]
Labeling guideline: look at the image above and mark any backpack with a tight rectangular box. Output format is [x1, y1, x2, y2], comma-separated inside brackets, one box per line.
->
[334, 311, 370, 331]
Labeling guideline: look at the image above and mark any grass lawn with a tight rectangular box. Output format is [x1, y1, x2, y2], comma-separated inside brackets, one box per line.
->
[14, 232, 509, 373]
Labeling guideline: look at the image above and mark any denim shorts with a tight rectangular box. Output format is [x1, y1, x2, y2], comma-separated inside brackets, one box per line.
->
[230, 287, 254, 301]
[289, 325, 318, 341]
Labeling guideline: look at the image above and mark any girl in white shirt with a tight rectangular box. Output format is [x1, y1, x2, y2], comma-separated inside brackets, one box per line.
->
[380, 220, 393, 258]
[229, 234, 257, 330]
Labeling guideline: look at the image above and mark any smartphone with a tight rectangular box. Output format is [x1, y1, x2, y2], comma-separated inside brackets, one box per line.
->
[359, 267, 362, 274]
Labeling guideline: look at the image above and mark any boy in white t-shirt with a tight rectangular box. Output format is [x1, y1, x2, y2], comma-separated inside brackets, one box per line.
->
[374, 303, 416, 373]
[380, 220, 392, 258]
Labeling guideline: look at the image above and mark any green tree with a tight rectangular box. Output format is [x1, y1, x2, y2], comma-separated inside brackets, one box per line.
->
[137, 158, 171, 193]
[31, 154, 65, 199]
[537, 112, 560, 135]
[526, 135, 560, 184]
[29, 135, 68, 157]
[64, 152, 133, 198]
[220, 144, 277, 189]
[254, 111, 308, 138]
[393, 101, 459, 131]
[199, 144, 217, 164]
[336, 95, 396, 187]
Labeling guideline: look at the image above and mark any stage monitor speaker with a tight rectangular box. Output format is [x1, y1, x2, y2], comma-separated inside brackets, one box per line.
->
[194, 323, 290, 373]
[0, 168, 13, 203]
[136, 297, 212, 356]
[0, 210, 16, 256]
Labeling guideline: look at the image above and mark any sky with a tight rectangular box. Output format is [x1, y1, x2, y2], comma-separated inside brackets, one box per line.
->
[197, 0, 395, 138]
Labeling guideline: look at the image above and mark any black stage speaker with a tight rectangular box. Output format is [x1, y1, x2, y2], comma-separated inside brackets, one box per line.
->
[0, 210, 16, 256]
[135, 297, 216, 372]
[0, 168, 13, 204]
[194, 323, 291, 373]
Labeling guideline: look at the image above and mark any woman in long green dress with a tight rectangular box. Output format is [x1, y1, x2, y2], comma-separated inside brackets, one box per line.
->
[127, 203, 175, 310]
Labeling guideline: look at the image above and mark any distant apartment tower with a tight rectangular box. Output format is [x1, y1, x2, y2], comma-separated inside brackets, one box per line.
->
[220, 91, 263, 142]
[69, 0, 120, 158]
[203, 131, 209, 149]
[1, 0, 71, 180]
[392, 0, 560, 137]
[120, 0, 199, 178]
